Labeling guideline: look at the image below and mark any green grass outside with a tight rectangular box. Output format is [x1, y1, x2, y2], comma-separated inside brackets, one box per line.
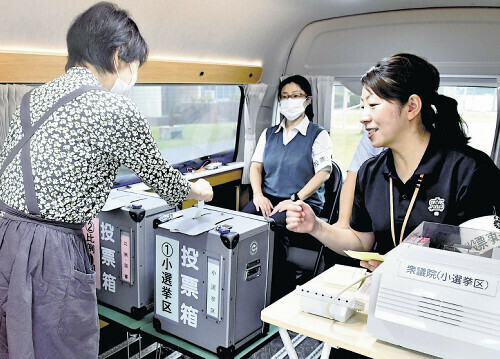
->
[146, 109, 494, 171]
[331, 128, 363, 172]
[328, 109, 496, 171]
[330, 110, 363, 171]
[460, 111, 497, 127]
[151, 123, 237, 150]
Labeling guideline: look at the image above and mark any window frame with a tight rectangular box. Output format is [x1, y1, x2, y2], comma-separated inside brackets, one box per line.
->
[113, 83, 245, 187]
[332, 76, 499, 159]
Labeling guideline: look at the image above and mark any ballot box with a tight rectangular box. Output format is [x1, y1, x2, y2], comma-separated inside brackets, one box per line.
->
[368, 221, 500, 359]
[83, 188, 177, 318]
[153, 205, 274, 357]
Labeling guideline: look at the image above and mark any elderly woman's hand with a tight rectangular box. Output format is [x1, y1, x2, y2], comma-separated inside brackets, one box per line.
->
[187, 178, 213, 202]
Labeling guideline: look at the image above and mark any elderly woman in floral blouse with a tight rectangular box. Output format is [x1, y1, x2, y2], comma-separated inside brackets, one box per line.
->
[0, 2, 212, 358]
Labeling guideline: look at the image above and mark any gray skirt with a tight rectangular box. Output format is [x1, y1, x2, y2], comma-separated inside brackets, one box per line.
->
[0, 209, 99, 359]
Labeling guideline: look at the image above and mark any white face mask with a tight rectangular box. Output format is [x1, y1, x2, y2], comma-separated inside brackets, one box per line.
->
[110, 60, 137, 97]
[279, 98, 306, 121]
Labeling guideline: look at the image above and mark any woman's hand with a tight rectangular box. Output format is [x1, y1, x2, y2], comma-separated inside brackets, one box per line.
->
[269, 199, 293, 217]
[187, 178, 213, 201]
[360, 260, 383, 272]
[360, 250, 389, 271]
[253, 194, 273, 217]
[285, 200, 317, 234]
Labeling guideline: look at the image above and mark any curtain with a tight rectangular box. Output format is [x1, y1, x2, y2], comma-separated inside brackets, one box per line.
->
[306, 75, 335, 130]
[241, 83, 268, 184]
[0, 84, 34, 148]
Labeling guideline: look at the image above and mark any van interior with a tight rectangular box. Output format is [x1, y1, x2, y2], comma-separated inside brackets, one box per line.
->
[1, 1, 499, 358]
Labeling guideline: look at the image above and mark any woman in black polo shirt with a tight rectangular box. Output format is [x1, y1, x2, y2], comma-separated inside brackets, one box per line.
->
[285, 53, 500, 271]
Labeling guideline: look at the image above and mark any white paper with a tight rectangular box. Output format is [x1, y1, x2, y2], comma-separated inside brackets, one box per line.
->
[194, 200, 204, 218]
[101, 191, 146, 212]
[158, 207, 232, 236]
[322, 264, 368, 292]
[128, 182, 151, 191]
[125, 187, 160, 198]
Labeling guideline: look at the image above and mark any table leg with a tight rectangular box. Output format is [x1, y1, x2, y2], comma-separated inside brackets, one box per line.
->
[235, 184, 240, 210]
[320, 343, 332, 359]
[278, 327, 299, 359]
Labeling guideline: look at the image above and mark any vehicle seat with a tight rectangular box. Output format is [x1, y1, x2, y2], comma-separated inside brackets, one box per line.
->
[285, 160, 358, 285]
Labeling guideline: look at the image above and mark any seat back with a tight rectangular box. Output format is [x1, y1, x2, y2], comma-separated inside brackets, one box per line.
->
[316, 160, 360, 274]
[318, 160, 343, 224]
[285, 160, 344, 280]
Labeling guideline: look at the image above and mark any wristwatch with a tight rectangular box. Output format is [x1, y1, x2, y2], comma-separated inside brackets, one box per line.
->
[290, 192, 300, 201]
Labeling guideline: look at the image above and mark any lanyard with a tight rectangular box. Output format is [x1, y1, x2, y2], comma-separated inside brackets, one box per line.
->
[389, 173, 424, 247]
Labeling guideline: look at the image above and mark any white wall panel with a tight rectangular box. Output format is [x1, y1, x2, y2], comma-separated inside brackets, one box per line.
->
[286, 8, 500, 83]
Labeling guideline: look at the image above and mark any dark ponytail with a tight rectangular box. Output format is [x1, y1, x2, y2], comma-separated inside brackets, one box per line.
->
[431, 94, 469, 147]
[361, 53, 469, 148]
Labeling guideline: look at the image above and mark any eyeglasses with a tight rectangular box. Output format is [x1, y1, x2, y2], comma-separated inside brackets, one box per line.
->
[280, 93, 307, 100]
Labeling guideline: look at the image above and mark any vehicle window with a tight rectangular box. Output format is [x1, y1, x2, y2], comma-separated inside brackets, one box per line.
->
[439, 86, 497, 155]
[330, 85, 498, 174]
[330, 86, 363, 173]
[115, 84, 242, 185]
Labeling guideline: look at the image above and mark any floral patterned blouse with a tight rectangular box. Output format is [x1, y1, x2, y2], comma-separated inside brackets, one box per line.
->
[0, 67, 190, 223]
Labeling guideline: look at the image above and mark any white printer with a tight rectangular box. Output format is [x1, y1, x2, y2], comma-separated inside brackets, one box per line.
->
[367, 221, 500, 359]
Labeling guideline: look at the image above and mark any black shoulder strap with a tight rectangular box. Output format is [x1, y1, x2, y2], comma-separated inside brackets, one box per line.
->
[0, 85, 102, 177]
[0, 85, 102, 215]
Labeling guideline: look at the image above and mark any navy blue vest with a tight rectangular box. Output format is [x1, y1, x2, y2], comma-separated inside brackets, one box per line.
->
[262, 122, 325, 211]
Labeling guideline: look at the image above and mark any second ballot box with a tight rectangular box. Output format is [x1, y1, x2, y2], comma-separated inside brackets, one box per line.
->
[152, 204, 274, 357]
[84, 188, 177, 318]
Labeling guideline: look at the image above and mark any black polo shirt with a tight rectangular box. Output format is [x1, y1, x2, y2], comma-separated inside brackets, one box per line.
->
[351, 137, 500, 254]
